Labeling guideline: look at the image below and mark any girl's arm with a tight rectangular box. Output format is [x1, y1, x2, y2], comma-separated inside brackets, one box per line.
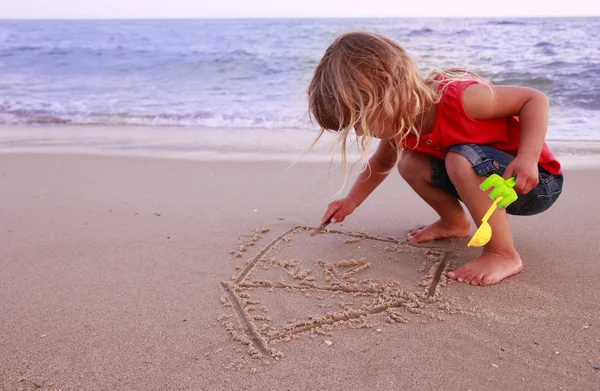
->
[321, 139, 398, 224]
[462, 84, 550, 194]
[346, 138, 398, 207]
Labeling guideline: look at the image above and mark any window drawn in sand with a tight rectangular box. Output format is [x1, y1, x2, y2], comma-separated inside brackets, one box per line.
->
[219, 226, 468, 360]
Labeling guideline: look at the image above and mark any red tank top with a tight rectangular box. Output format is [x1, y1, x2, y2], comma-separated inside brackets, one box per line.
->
[402, 79, 562, 175]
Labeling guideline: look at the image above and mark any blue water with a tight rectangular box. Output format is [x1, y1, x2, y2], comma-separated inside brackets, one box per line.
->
[0, 18, 599, 145]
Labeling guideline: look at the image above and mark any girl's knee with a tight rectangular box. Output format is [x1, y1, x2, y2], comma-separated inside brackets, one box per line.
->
[445, 151, 474, 179]
[398, 151, 429, 182]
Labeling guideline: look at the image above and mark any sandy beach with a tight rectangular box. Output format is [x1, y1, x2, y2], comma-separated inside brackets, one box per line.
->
[1, 146, 599, 390]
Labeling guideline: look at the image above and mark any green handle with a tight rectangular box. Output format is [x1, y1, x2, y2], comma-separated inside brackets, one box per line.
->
[480, 174, 518, 209]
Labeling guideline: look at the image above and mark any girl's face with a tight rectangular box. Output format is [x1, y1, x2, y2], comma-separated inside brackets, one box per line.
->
[354, 109, 394, 139]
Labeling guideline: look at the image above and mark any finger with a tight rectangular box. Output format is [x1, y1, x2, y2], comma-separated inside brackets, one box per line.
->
[331, 211, 345, 223]
[531, 176, 540, 191]
[525, 178, 536, 194]
[324, 201, 345, 223]
[521, 174, 535, 195]
[521, 180, 532, 195]
[515, 175, 528, 193]
[502, 165, 515, 180]
[322, 205, 339, 224]
[524, 176, 539, 195]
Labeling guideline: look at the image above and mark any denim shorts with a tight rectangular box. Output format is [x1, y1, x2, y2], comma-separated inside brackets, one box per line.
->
[430, 144, 564, 216]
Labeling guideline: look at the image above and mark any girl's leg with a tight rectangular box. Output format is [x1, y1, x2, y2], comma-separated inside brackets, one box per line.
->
[444, 151, 522, 285]
[398, 151, 472, 242]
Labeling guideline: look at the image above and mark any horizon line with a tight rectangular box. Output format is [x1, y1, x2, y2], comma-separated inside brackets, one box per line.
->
[0, 15, 599, 20]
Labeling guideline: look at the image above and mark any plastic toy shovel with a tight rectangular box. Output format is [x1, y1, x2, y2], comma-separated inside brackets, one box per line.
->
[468, 174, 518, 247]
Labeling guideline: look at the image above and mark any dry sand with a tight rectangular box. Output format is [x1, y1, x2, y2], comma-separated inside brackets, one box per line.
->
[1, 153, 599, 390]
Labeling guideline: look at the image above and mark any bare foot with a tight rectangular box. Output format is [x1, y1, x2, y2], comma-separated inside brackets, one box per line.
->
[408, 217, 472, 243]
[447, 250, 523, 286]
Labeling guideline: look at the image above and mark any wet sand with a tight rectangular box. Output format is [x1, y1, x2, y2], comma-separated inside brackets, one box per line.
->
[1, 153, 599, 390]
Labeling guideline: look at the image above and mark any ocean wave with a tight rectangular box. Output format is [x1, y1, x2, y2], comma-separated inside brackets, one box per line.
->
[535, 41, 556, 48]
[541, 60, 571, 69]
[486, 20, 526, 26]
[0, 44, 297, 78]
[0, 17, 598, 142]
[539, 48, 557, 56]
[9, 45, 40, 52]
[2, 45, 265, 61]
[491, 73, 555, 88]
[455, 30, 474, 36]
[0, 110, 311, 129]
[409, 28, 434, 36]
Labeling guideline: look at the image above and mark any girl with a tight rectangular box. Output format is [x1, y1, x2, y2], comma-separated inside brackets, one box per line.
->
[308, 32, 563, 286]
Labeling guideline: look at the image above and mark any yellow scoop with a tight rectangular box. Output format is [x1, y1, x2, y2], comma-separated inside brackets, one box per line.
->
[467, 196, 503, 247]
[467, 174, 518, 248]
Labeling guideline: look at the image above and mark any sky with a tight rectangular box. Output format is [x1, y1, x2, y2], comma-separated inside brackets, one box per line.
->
[1, 0, 599, 19]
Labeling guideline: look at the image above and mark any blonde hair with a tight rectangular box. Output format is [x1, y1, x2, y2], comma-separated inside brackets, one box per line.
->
[307, 31, 487, 187]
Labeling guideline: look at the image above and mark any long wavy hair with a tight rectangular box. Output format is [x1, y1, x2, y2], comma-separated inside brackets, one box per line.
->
[307, 31, 487, 188]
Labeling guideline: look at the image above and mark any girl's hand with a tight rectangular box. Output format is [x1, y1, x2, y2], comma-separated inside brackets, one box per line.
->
[503, 155, 540, 194]
[321, 197, 358, 224]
